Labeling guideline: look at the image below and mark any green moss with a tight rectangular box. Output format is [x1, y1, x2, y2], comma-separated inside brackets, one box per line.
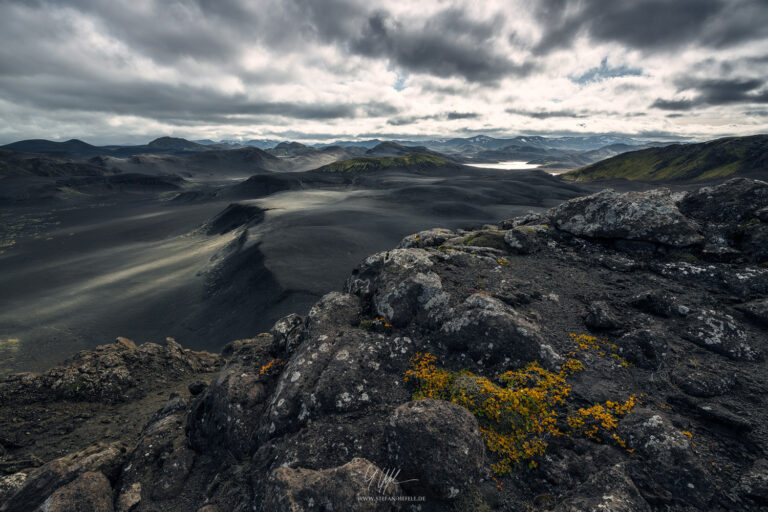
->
[358, 319, 374, 330]
[461, 231, 508, 251]
[317, 153, 448, 173]
[679, 252, 699, 264]
[562, 135, 766, 182]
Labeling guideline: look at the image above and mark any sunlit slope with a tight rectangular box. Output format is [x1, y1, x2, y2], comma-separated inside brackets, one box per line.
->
[563, 135, 768, 182]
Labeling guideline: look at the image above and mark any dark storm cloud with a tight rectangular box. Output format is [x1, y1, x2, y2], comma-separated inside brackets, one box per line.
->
[0, 74, 396, 122]
[387, 111, 479, 125]
[506, 108, 589, 119]
[533, 0, 767, 53]
[445, 112, 480, 120]
[651, 78, 768, 110]
[348, 8, 532, 83]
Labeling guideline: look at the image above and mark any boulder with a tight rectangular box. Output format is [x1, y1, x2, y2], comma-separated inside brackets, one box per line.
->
[0, 474, 26, 506]
[630, 290, 686, 318]
[264, 458, 399, 512]
[260, 329, 410, 440]
[305, 292, 360, 336]
[739, 223, 768, 263]
[504, 225, 548, 254]
[618, 409, 712, 508]
[677, 178, 768, 224]
[346, 249, 447, 327]
[117, 395, 194, 509]
[739, 459, 768, 503]
[388, 399, 487, 499]
[682, 310, 760, 361]
[397, 228, 454, 249]
[553, 463, 651, 512]
[39, 471, 114, 512]
[547, 188, 703, 247]
[584, 301, 622, 331]
[671, 367, 735, 398]
[269, 313, 305, 355]
[438, 294, 545, 366]
[6, 337, 220, 403]
[188, 337, 272, 458]
[736, 298, 768, 327]
[616, 329, 668, 370]
[1, 442, 126, 512]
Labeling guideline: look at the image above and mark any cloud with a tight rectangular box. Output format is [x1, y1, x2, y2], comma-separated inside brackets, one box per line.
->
[652, 78, 768, 110]
[533, 0, 740, 53]
[506, 108, 590, 119]
[348, 8, 532, 83]
[0, 0, 767, 143]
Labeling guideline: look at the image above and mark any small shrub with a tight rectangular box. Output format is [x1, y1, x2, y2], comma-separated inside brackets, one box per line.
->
[404, 339, 638, 475]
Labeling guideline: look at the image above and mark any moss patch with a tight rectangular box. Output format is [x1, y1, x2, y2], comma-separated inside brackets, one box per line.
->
[461, 231, 508, 251]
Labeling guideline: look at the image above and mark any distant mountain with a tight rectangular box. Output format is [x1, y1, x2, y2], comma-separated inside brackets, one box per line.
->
[563, 135, 768, 182]
[186, 147, 286, 172]
[147, 137, 208, 152]
[244, 139, 282, 149]
[266, 142, 317, 157]
[1, 139, 102, 157]
[316, 153, 450, 173]
[365, 142, 431, 157]
[0, 151, 107, 177]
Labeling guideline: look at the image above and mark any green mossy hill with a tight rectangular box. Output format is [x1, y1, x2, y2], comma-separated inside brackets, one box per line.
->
[563, 134, 768, 182]
[317, 153, 448, 173]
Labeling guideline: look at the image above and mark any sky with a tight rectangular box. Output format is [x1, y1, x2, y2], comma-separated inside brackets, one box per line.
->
[1, 0, 767, 145]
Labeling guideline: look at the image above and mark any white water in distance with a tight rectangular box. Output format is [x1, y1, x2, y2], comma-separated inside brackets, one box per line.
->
[465, 161, 540, 170]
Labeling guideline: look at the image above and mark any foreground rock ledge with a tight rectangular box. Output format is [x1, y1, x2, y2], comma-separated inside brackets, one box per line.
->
[1, 178, 767, 511]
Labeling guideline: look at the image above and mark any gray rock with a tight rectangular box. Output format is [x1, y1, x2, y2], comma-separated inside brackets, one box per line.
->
[8, 337, 220, 404]
[547, 188, 703, 247]
[116, 482, 141, 512]
[188, 360, 268, 458]
[397, 228, 454, 249]
[584, 301, 622, 331]
[306, 292, 360, 336]
[264, 458, 399, 512]
[740, 222, 768, 263]
[553, 463, 651, 512]
[671, 367, 735, 398]
[739, 459, 768, 503]
[618, 409, 712, 508]
[736, 298, 768, 327]
[0, 473, 26, 506]
[117, 396, 196, 509]
[260, 329, 410, 440]
[388, 399, 486, 500]
[39, 471, 114, 512]
[630, 290, 682, 318]
[346, 249, 448, 328]
[678, 178, 768, 224]
[269, 313, 305, 355]
[504, 225, 548, 254]
[682, 310, 761, 360]
[439, 294, 545, 366]
[1, 442, 126, 512]
[616, 329, 668, 370]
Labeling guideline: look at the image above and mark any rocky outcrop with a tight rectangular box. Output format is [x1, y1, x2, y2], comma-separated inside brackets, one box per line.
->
[3, 178, 768, 511]
[0, 337, 219, 404]
[547, 188, 704, 247]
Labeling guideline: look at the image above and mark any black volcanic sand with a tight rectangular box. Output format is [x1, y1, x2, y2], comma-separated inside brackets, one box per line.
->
[1, 166, 593, 374]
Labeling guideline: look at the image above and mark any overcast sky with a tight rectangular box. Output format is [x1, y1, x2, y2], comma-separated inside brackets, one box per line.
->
[1, 0, 767, 144]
